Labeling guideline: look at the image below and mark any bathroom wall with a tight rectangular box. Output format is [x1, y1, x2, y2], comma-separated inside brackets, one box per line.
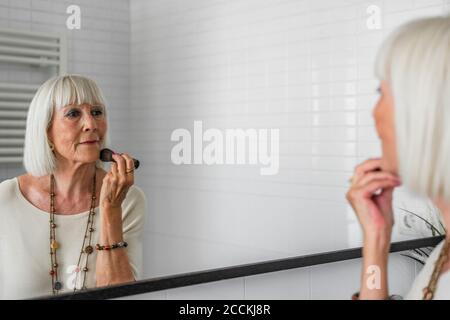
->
[129, 0, 450, 282]
[0, 0, 448, 300]
[0, 0, 131, 181]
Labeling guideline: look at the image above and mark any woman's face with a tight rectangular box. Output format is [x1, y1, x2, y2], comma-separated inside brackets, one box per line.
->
[47, 103, 107, 166]
[372, 81, 398, 174]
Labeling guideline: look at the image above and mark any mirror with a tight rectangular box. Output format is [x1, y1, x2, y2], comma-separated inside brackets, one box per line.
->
[0, 0, 447, 300]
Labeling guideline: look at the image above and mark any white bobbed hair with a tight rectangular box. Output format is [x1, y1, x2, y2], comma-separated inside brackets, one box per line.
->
[23, 74, 111, 177]
[375, 16, 450, 201]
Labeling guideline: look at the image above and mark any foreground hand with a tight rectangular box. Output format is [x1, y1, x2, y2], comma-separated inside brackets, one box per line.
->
[346, 158, 402, 237]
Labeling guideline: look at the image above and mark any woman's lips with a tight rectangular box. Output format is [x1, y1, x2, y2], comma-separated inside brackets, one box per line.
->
[80, 140, 99, 145]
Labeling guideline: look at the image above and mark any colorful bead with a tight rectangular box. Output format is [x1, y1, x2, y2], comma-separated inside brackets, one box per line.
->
[50, 241, 59, 250]
[95, 241, 128, 251]
[83, 267, 89, 272]
[51, 223, 57, 228]
[49, 270, 55, 275]
[54, 281, 63, 291]
[84, 245, 93, 254]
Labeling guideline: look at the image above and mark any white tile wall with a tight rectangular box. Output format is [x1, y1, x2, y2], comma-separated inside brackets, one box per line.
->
[129, 0, 450, 288]
[1, 0, 447, 300]
[0, 0, 131, 183]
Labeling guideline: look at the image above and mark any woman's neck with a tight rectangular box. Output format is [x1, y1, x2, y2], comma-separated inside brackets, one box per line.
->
[51, 163, 97, 200]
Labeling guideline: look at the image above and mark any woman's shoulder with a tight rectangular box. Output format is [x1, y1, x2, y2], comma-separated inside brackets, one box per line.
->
[0, 174, 41, 200]
[127, 184, 147, 202]
[405, 239, 446, 299]
[0, 176, 16, 188]
[0, 176, 17, 199]
[124, 184, 147, 212]
[0, 175, 37, 207]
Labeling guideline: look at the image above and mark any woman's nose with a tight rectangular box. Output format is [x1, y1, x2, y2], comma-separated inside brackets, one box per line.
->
[82, 113, 98, 131]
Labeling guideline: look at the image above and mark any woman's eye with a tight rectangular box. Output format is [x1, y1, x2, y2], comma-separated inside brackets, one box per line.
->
[92, 109, 103, 116]
[66, 110, 80, 118]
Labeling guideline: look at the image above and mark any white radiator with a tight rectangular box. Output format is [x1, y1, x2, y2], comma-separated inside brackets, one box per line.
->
[0, 28, 67, 164]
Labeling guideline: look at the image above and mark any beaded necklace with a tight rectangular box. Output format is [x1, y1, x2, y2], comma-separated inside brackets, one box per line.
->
[422, 239, 450, 300]
[49, 172, 97, 295]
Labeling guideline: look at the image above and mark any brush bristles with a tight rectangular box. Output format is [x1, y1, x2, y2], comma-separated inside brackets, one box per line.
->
[99, 148, 114, 162]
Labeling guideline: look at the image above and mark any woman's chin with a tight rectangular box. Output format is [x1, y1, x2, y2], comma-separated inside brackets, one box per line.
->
[78, 153, 100, 163]
[380, 158, 398, 175]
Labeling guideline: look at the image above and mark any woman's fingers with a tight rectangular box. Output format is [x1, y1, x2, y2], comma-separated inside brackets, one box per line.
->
[360, 179, 401, 198]
[352, 158, 382, 184]
[349, 158, 401, 197]
[347, 172, 400, 202]
[346, 158, 399, 236]
[112, 153, 126, 175]
[355, 171, 400, 187]
[121, 153, 135, 174]
[355, 158, 382, 173]
[102, 152, 136, 207]
[110, 160, 118, 175]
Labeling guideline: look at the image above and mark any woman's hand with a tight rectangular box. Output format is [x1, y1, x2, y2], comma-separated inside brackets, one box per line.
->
[96, 153, 136, 286]
[346, 158, 402, 238]
[347, 158, 402, 300]
[99, 152, 135, 210]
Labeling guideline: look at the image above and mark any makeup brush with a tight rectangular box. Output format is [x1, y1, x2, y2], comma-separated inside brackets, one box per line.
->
[99, 148, 140, 169]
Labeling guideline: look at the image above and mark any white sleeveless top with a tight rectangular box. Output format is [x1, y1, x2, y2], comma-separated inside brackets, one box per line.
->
[405, 240, 450, 299]
[0, 177, 147, 300]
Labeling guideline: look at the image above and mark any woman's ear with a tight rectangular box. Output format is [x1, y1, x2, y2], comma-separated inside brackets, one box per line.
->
[47, 138, 55, 151]
[46, 126, 55, 151]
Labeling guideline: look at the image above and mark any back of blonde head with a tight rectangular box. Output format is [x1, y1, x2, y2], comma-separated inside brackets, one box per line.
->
[375, 16, 450, 201]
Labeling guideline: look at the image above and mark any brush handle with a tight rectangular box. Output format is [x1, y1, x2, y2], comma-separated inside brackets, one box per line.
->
[132, 158, 140, 169]
[100, 148, 140, 169]
[112, 156, 140, 170]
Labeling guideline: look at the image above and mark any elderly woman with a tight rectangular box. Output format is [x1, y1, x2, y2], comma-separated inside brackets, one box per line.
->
[347, 16, 450, 300]
[0, 75, 147, 299]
